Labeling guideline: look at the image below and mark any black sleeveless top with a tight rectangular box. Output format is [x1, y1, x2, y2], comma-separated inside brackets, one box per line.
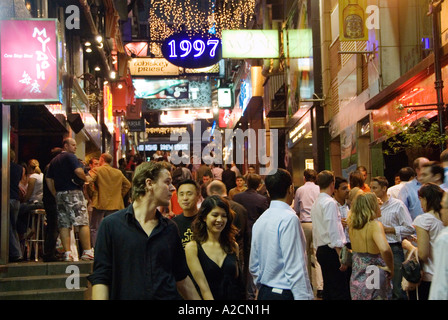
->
[196, 242, 245, 300]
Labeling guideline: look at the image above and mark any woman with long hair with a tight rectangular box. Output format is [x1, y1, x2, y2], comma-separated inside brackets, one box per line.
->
[402, 183, 444, 300]
[185, 195, 244, 300]
[348, 192, 394, 300]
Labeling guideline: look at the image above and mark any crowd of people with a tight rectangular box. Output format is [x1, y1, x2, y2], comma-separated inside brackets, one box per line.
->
[8, 140, 448, 300]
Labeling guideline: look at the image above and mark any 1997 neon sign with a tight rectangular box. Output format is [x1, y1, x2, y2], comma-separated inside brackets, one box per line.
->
[161, 33, 222, 69]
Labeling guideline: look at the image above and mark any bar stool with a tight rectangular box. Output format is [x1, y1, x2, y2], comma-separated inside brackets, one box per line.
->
[26, 208, 46, 262]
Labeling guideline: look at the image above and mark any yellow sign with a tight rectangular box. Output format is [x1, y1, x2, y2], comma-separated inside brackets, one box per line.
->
[129, 58, 179, 76]
[339, 0, 368, 41]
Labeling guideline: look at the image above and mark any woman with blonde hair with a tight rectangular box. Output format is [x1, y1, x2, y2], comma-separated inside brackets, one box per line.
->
[17, 159, 45, 249]
[348, 192, 394, 300]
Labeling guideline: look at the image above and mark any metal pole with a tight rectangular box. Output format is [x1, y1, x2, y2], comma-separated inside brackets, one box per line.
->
[429, 0, 445, 136]
[1, 104, 11, 265]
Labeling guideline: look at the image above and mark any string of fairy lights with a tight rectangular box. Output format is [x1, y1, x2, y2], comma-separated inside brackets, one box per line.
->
[149, 0, 256, 44]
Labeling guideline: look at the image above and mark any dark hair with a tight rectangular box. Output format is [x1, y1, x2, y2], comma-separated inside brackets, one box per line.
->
[265, 168, 292, 200]
[349, 170, 364, 189]
[335, 177, 348, 190]
[247, 173, 262, 190]
[304, 169, 317, 182]
[177, 179, 200, 194]
[132, 161, 171, 200]
[357, 166, 367, 173]
[418, 183, 444, 213]
[317, 170, 335, 189]
[422, 161, 444, 183]
[372, 176, 389, 189]
[399, 167, 416, 182]
[191, 195, 238, 254]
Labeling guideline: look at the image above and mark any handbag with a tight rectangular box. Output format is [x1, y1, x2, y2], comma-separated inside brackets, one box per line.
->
[339, 245, 353, 267]
[401, 248, 421, 284]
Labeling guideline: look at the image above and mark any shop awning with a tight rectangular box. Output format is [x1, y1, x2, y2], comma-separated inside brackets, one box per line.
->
[15, 105, 67, 135]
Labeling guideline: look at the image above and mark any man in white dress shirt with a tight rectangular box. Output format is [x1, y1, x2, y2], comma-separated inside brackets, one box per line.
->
[250, 168, 314, 300]
[311, 170, 350, 300]
[293, 169, 322, 296]
[387, 167, 415, 199]
[370, 176, 415, 300]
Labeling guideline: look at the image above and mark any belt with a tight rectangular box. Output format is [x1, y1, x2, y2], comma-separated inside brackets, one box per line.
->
[261, 285, 291, 294]
[301, 221, 312, 223]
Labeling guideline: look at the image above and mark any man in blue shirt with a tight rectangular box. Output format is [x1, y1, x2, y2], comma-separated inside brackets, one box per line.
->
[398, 157, 429, 220]
[249, 168, 314, 300]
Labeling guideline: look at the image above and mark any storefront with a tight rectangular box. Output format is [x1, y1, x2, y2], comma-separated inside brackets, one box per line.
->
[366, 46, 448, 183]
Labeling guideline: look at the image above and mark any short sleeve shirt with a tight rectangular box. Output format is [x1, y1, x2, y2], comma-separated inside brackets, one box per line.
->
[46, 152, 83, 192]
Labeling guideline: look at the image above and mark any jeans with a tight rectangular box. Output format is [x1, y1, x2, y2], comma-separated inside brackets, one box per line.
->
[390, 243, 408, 300]
[9, 199, 22, 260]
[90, 208, 115, 247]
[43, 202, 60, 258]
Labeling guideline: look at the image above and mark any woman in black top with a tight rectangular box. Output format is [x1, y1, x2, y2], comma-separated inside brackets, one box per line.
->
[185, 195, 245, 300]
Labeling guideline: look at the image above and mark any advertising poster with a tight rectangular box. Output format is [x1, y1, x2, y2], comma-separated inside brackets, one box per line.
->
[0, 19, 60, 102]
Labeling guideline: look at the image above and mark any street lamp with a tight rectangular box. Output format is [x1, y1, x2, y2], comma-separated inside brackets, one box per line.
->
[428, 0, 446, 138]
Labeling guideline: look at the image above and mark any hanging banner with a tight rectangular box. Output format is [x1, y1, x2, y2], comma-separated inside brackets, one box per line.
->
[339, 0, 368, 41]
[0, 19, 61, 103]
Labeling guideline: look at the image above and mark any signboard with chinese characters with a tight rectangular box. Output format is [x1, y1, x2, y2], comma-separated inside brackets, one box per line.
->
[0, 19, 61, 103]
[127, 118, 146, 132]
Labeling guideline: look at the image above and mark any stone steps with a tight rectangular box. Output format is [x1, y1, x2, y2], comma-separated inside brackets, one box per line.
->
[0, 261, 93, 300]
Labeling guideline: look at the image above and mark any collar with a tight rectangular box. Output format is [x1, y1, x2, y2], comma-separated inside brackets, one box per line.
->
[124, 203, 165, 226]
[269, 200, 294, 211]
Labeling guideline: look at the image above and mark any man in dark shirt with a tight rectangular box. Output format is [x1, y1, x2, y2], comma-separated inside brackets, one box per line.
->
[222, 164, 237, 193]
[88, 161, 200, 300]
[9, 150, 25, 262]
[42, 147, 63, 262]
[46, 138, 93, 262]
[172, 179, 200, 248]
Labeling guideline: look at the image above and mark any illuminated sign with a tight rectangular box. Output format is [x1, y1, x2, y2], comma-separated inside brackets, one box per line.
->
[103, 84, 114, 134]
[138, 144, 189, 151]
[218, 88, 232, 108]
[161, 32, 222, 68]
[132, 79, 189, 99]
[239, 80, 251, 114]
[284, 29, 313, 58]
[0, 19, 60, 102]
[129, 58, 179, 76]
[288, 114, 312, 148]
[219, 109, 231, 128]
[222, 30, 279, 58]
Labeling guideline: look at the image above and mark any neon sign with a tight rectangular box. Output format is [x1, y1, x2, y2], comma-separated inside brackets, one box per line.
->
[161, 33, 222, 69]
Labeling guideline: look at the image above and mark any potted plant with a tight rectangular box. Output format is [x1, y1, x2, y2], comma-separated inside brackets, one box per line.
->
[375, 117, 448, 164]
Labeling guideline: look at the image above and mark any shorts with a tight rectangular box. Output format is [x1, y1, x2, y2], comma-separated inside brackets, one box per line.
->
[56, 190, 89, 229]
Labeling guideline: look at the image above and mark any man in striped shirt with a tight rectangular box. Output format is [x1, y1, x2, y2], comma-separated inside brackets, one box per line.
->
[370, 176, 415, 300]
